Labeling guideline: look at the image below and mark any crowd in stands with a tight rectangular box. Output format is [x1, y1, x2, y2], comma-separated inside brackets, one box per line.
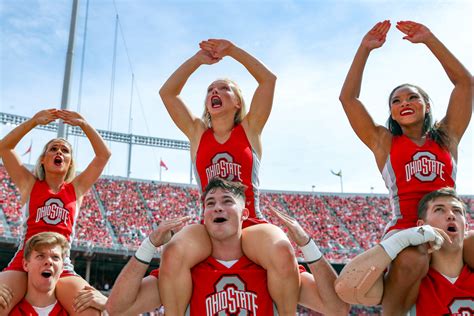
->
[1, 165, 473, 262]
[74, 190, 114, 249]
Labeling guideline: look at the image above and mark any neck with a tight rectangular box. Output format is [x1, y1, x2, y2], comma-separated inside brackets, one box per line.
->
[430, 248, 464, 278]
[211, 116, 235, 136]
[211, 236, 243, 261]
[25, 288, 56, 308]
[401, 124, 425, 142]
[44, 174, 66, 193]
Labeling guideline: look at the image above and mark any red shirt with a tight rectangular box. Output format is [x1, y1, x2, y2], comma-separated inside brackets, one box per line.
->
[411, 265, 474, 315]
[10, 298, 68, 316]
[188, 256, 276, 315]
[5, 180, 78, 272]
[382, 135, 455, 233]
[194, 124, 262, 219]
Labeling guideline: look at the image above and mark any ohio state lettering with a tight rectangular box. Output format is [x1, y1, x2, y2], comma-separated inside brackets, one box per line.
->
[35, 198, 70, 225]
[206, 153, 243, 182]
[405, 151, 445, 182]
[449, 298, 474, 315]
[205, 276, 258, 315]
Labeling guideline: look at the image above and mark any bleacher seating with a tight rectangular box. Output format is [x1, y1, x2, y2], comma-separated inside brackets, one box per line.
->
[1, 165, 473, 262]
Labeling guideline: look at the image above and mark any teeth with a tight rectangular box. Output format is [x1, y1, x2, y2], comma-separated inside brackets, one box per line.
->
[211, 98, 221, 106]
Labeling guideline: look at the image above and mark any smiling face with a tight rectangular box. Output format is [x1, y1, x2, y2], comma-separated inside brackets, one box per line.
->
[418, 196, 467, 250]
[23, 245, 64, 293]
[203, 187, 249, 242]
[390, 86, 430, 127]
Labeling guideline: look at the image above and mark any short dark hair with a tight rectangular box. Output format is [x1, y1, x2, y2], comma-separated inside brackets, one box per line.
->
[417, 187, 466, 219]
[203, 177, 247, 202]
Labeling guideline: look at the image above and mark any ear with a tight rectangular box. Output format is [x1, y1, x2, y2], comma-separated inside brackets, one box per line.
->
[425, 103, 431, 113]
[22, 258, 29, 272]
[416, 219, 425, 226]
[241, 208, 249, 221]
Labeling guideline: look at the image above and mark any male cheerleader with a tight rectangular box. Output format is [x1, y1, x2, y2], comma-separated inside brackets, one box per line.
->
[107, 177, 349, 315]
[336, 187, 473, 314]
[8, 232, 70, 315]
[2, 232, 107, 315]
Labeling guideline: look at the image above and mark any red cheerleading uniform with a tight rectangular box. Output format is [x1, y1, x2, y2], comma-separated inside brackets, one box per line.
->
[10, 298, 68, 316]
[194, 124, 263, 223]
[4, 180, 78, 275]
[382, 135, 455, 234]
[409, 265, 474, 316]
[186, 256, 276, 316]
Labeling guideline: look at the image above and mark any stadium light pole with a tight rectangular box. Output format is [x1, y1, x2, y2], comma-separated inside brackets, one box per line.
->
[58, 0, 79, 139]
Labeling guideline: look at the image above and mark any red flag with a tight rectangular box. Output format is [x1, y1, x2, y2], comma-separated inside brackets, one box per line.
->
[160, 159, 168, 171]
[22, 142, 32, 156]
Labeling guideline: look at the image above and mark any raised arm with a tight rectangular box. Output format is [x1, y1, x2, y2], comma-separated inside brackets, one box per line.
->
[396, 21, 472, 147]
[107, 217, 189, 315]
[339, 21, 392, 153]
[0, 109, 58, 200]
[57, 110, 111, 198]
[159, 50, 221, 141]
[268, 207, 350, 315]
[200, 39, 276, 136]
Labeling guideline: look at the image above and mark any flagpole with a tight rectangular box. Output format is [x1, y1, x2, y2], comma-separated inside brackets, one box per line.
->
[340, 175, 343, 193]
[159, 157, 162, 182]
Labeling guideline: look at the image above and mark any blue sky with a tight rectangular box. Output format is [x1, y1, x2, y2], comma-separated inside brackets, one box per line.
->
[1, 0, 472, 194]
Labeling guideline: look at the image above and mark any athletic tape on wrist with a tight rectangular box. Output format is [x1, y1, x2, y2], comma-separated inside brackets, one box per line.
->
[300, 238, 322, 263]
[134, 237, 156, 264]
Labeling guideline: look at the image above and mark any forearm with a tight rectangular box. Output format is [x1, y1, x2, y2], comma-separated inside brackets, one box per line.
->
[227, 45, 276, 84]
[159, 56, 202, 97]
[0, 119, 36, 152]
[79, 121, 111, 163]
[106, 258, 150, 315]
[339, 45, 371, 102]
[307, 258, 350, 315]
[424, 35, 471, 85]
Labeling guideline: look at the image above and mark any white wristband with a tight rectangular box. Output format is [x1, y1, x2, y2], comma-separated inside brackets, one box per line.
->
[301, 238, 322, 263]
[134, 237, 156, 264]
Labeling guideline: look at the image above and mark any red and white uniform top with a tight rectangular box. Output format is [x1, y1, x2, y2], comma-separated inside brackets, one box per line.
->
[409, 265, 474, 316]
[186, 256, 276, 316]
[10, 298, 68, 316]
[194, 124, 262, 219]
[382, 135, 455, 234]
[5, 180, 78, 272]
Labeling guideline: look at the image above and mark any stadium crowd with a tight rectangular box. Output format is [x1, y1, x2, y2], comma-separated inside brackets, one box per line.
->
[1, 165, 472, 262]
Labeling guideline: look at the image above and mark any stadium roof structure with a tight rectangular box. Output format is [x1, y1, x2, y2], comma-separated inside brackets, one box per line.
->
[0, 112, 190, 150]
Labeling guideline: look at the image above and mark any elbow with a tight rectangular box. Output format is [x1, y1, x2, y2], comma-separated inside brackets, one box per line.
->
[105, 299, 119, 315]
[268, 72, 277, 84]
[339, 94, 350, 107]
[106, 297, 129, 316]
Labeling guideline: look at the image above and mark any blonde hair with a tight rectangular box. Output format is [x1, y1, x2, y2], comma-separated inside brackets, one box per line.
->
[34, 138, 76, 183]
[23, 232, 70, 260]
[201, 79, 247, 128]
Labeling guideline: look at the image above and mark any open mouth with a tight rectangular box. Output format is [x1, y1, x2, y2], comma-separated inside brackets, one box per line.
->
[41, 271, 53, 278]
[400, 109, 414, 116]
[447, 224, 457, 233]
[211, 96, 222, 108]
[54, 156, 63, 166]
[213, 217, 227, 223]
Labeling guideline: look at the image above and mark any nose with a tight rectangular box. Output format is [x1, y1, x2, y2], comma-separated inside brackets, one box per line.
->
[447, 210, 456, 221]
[214, 203, 223, 212]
